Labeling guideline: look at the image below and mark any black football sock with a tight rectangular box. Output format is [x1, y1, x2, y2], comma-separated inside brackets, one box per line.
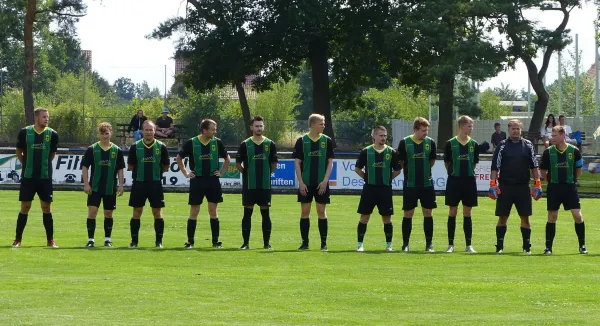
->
[260, 209, 272, 246]
[210, 218, 220, 244]
[42, 213, 54, 241]
[300, 218, 310, 244]
[424, 216, 434, 247]
[575, 221, 586, 247]
[545, 222, 556, 250]
[520, 227, 531, 250]
[187, 219, 197, 243]
[384, 223, 393, 243]
[86, 218, 96, 240]
[154, 218, 164, 244]
[357, 221, 367, 243]
[15, 213, 28, 241]
[130, 218, 140, 243]
[318, 218, 328, 245]
[496, 225, 507, 249]
[402, 217, 412, 246]
[242, 207, 253, 245]
[104, 217, 113, 239]
[463, 216, 473, 246]
[447, 216, 456, 246]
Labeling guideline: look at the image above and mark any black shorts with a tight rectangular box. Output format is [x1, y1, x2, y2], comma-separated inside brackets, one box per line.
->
[242, 188, 272, 207]
[357, 185, 394, 216]
[129, 181, 165, 208]
[87, 191, 117, 210]
[19, 178, 53, 202]
[495, 184, 532, 217]
[189, 177, 223, 205]
[445, 176, 478, 207]
[298, 184, 330, 204]
[402, 186, 437, 211]
[547, 183, 581, 211]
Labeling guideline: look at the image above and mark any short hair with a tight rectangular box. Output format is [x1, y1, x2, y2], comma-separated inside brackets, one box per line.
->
[413, 117, 430, 131]
[308, 114, 325, 127]
[552, 125, 566, 135]
[494, 122, 501, 128]
[559, 114, 566, 119]
[200, 119, 216, 132]
[34, 108, 48, 117]
[142, 120, 155, 129]
[508, 119, 522, 128]
[250, 115, 264, 125]
[98, 122, 113, 133]
[371, 126, 387, 138]
[457, 115, 474, 128]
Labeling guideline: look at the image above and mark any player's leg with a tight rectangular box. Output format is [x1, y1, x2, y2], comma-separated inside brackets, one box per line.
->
[316, 203, 328, 251]
[571, 209, 587, 254]
[258, 190, 273, 249]
[544, 210, 558, 254]
[40, 200, 57, 248]
[420, 187, 437, 252]
[357, 214, 370, 252]
[514, 184, 533, 254]
[13, 178, 37, 246]
[130, 207, 143, 248]
[462, 179, 478, 253]
[206, 178, 224, 248]
[445, 177, 460, 252]
[240, 188, 255, 249]
[299, 202, 312, 250]
[494, 185, 513, 253]
[356, 186, 375, 251]
[378, 186, 394, 251]
[382, 216, 393, 251]
[401, 187, 418, 252]
[446, 206, 458, 252]
[185, 178, 203, 248]
[149, 183, 166, 248]
[84, 192, 101, 248]
[102, 193, 117, 247]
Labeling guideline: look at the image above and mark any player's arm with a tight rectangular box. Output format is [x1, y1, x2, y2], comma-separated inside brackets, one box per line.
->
[16, 148, 24, 164]
[354, 149, 366, 179]
[161, 146, 170, 173]
[443, 141, 451, 172]
[539, 150, 549, 182]
[127, 144, 136, 171]
[320, 138, 335, 184]
[220, 154, 230, 177]
[176, 154, 190, 177]
[235, 142, 245, 174]
[397, 140, 406, 170]
[323, 158, 333, 182]
[575, 148, 583, 178]
[294, 159, 303, 184]
[270, 141, 278, 173]
[82, 165, 90, 191]
[429, 140, 436, 167]
[117, 168, 125, 196]
[391, 150, 401, 180]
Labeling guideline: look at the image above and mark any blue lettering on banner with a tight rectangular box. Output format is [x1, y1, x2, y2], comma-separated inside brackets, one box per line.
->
[271, 159, 296, 187]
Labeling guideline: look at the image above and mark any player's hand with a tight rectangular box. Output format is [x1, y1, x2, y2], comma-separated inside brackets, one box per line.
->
[213, 170, 221, 177]
[84, 184, 92, 195]
[488, 180, 500, 200]
[298, 183, 308, 196]
[117, 185, 124, 197]
[531, 179, 542, 201]
[317, 180, 328, 195]
[185, 171, 195, 179]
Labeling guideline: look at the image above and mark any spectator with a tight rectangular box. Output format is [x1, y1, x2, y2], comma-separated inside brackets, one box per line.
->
[128, 110, 147, 141]
[156, 107, 175, 138]
[540, 114, 556, 148]
[558, 115, 577, 145]
[490, 122, 506, 150]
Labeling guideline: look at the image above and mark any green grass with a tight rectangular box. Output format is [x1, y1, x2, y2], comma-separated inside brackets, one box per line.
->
[1, 191, 600, 325]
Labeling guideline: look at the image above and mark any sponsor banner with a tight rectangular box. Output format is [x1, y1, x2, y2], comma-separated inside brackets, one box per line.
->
[271, 159, 296, 188]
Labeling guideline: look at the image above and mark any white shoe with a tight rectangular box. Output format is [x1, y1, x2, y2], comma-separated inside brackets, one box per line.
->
[426, 245, 435, 253]
[465, 245, 477, 253]
[386, 246, 393, 252]
[357, 245, 365, 252]
[402, 245, 409, 252]
[445, 245, 454, 253]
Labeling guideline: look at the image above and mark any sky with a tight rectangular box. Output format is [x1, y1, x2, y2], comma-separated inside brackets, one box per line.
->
[77, 0, 600, 95]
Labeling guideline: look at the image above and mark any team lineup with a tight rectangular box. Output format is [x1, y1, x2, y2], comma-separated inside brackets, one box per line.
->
[10, 108, 587, 255]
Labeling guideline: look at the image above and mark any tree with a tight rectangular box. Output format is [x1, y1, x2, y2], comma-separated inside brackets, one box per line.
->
[454, 77, 482, 118]
[114, 77, 136, 101]
[491, 83, 521, 101]
[480, 89, 511, 119]
[135, 81, 151, 99]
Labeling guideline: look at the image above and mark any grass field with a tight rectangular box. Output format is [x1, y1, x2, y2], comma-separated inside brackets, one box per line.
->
[1, 190, 600, 325]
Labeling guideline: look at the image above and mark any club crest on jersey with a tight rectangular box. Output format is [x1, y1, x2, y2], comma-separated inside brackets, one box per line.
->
[265, 144, 269, 151]
[320, 141, 326, 148]
[155, 147, 160, 155]
[45, 134, 50, 142]
[469, 145, 474, 152]
[385, 153, 391, 160]
[111, 151, 116, 158]
[568, 153, 573, 160]
[211, 144, 216, 151]
[425, 144, 430, 151]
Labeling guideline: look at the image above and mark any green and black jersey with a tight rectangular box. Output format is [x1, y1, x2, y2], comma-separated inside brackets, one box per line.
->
[540, 144, 583, 184]
[127, 139, 170, 182]
[236, 137, 278, 190]
[443, 136, 480, 178]
[81, 142, 126, 195]
[16, 126, 59, 180]
[178, 136, 228, 178]
[356, 145, 401, 186]
[397, 135, 437, 188]
[293, 133, 334, 187]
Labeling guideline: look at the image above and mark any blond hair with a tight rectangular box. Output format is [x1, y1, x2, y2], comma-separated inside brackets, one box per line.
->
[371, 126, 387, 138]
[98, 122, 113, 133]
[457, 115, 474, 128]
[413, 117, 430, 131]
[34, 108, 48, 117]
[308, 114, 325, 127]
[552, 125, 566, 135]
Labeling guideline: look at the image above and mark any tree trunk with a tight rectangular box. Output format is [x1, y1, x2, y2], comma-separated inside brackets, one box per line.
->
[235, 82, 253, 138]
[308, 35, 336, 145]
[437, 73, 455, 148]
[23, 0, 36, 125]
[527, 70, 549, 133]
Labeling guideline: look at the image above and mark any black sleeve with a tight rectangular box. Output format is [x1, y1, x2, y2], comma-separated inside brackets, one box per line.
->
[81, 147, 93, 168]
[236, 142, 246, 162]
[128, 116, 135, 132]
[355, 148, 367, 169]
[168, 117, 174, 125]
[116, 149, 126, 170]
[429, 140, 437, 160]
[16, 128, 26, 149]
[50, 130, 59, 153]
[217, 139, 228, 159]
[161, 144, 170, 166]
[540, 149, 549, 170]
[527, 141, 538, 169]
[270, 141, 278, 163]
[491, 133, 495, 146]
[127, 144, 137, 166]
[443, 141, 451, 163]
[326, 137, 334, 159]
[491, 142, 502, 171]
[292, 137, 303, 160]
[397, 139, 406, 162]
[391, 149, 401, 171]
[474, 141, 480, 164]
[178, 140, 192, 158]
[575, 147, 582, 163]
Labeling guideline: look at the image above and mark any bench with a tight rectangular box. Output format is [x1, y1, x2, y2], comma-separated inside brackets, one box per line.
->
[155, 124, 187, 148]
[116, 123, 188, 149]
[116, 123, 131, 149]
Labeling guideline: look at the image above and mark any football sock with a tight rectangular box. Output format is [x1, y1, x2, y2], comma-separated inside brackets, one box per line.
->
[357, 221, 367, 243]
[545, 222, 556, 250]
[575, 221, 586, 247]
[520, 227, 531, 250]
[154, 218, 165, 243]
[104, 217, 113, 238]
[242, 207, 253, 245]
[318, 218, 328, 245]
[15, 213, 28, 241]
[187, 219, 197, 243]
[86, 218, 96, 240]
[384, 223, 393, 243]
[300, 218, 310, 244]
[42, 213, 54, 241]
[260, 209, 272, 246]
[402, 217, 412, 246]
[496, 225, 507, 248]
[463, 216, 473, 246]
[210, 218, 220, 244]
[447, 216, 456, 246]
[130, 218, 140, 243]
[424, 216, 433, 247]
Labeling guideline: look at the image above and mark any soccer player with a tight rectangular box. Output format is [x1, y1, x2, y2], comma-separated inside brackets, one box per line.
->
[293, 113, 334, 251]
[177, 119, 230, 249]
[443, 116, 479, 253]
[397, 117, 437, 252]
[489, 119, 541, 254]
[235, 116, 278, 250]
[539, 126, 587, 254]
[12, 107, 59, 248]
[354, 126, 401, 252]
[127, 120, 170, 248]
[81, 122, 126, 248]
